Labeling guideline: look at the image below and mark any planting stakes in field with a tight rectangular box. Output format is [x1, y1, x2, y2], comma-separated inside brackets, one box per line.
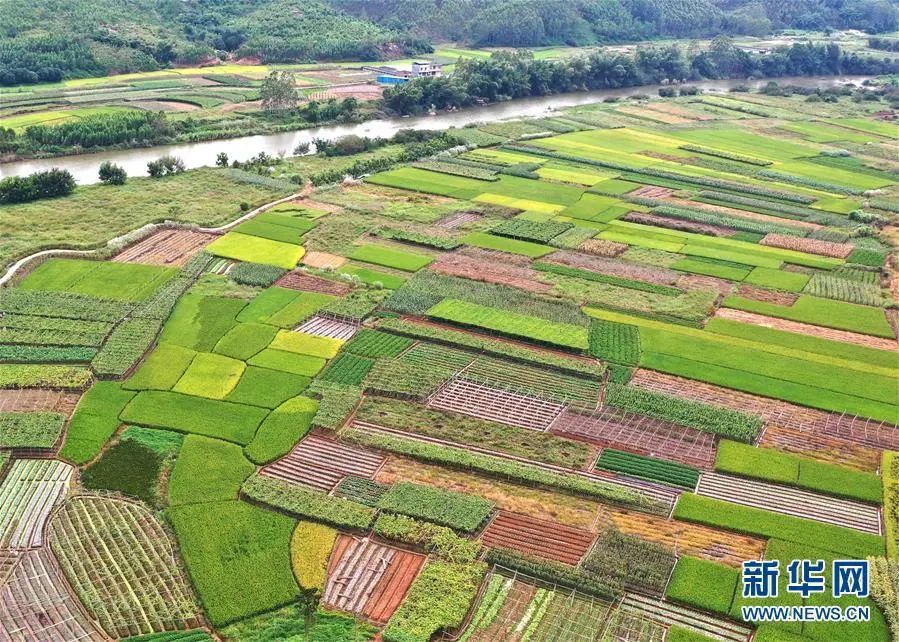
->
[261, 433, 385, 492]
[0, 459, 72, 549]
[48, 494, 202, 637]
[695, 472, 882, 534]
[323, 535, 425, 623]
[0, 547, 107, 642]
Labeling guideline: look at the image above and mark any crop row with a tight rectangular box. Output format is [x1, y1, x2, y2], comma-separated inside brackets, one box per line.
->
[343, 427, 664, 512]
[680, 144, 772, 166]
[376, 317, 605, 377]
[505, 144, 815, 204]
[412, 160, 499, 181]
[534, 261, 681, 295]
[491, 219, 573, 244]
[651, 205, 806, 237]
[427, 298, 589, 351]
[588, 319, 641, 366]
[596, 449, 700, 489]
[0, 289, 133, 322]
[582, 526, 676, 596]
[803, 273, 884, 306]
[605, 383, 763, 443]
[373, 226, 461, 250]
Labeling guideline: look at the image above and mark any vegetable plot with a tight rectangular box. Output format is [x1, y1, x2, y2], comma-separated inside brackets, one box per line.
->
[48, 495, 201, 637]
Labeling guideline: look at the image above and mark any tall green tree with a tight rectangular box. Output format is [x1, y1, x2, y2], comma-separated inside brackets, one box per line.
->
[260, 70, 299, 111]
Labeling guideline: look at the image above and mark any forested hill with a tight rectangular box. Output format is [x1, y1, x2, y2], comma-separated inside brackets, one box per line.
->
[0, 0, 429, 84]
[1, 0, 897, 85]
[332, 0, 899, 45]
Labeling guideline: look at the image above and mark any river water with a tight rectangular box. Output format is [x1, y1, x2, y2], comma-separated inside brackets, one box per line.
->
[0, 76, 871, 184]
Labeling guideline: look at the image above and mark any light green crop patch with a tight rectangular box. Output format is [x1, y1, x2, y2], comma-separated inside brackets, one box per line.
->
[207, 232, 305, 269]
[173, 353, 246, 400]
[269, 330, 343, 359]
[348, 244, 433, 272]
[248, 348, 327, 377]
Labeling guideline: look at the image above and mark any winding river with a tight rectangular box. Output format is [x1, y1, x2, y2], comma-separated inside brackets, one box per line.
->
[0, 75, 871, 184]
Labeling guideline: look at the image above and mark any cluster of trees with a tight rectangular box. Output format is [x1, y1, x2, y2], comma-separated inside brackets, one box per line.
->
[21, 112, 174, 150]
[384, 41, 899, 114]
[869, 37, 899, 52]
[334, 0, 899, 47]
[0, 168, 75, 204]
[147, 155, 185, 178]
[309, 131, 462, 185]
[0, 0, 428, 84]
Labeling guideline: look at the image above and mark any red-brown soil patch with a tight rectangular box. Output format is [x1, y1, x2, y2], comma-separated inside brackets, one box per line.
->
[481, 511, 595, 565]
[275, 271, 353, 295]
[113, 229, 215, 267]
[0, 389, 81, 415]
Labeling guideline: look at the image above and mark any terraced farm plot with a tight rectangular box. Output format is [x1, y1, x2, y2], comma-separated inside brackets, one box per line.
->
[0, 459, 72, 549]
[428, 379, 566, 431]
[480, 511, 595, 565]
[0, 547, 107, 642]
[48, 495, 201, 638]
[696, 472, 882, 535]
[631, 370, 899, 451]
[460, 572, 628, 642]
[261, 434, 385, 491]
[275, 271, 353, 295]
[296, 315, 360, 340]
[0, 389, 82, 414]
[206, 232, 305, 269]
[551, 407, 718, 469]
[113, 229, 216, 266]
[620, 593, 752, 642]
[19, 258, 177, 302]
[323, 535, 425, 623]
[462, 355, 602, 406]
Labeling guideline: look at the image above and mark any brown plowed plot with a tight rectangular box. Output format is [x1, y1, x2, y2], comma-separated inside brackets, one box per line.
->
[736, 284, 799, 306]
[428, 379, 565, 431]
[666, 197, 821, 231]
[112, 229, 215, 266]
[760, 233, 853, 258]
[551, 408, 717, 469]
[698, 472, 882, 534]
[296, 315, 359, 340]
[324, 536, 423, 623]
[632, 370, 899, 450]
[275, 271, 353, 295]
[302, 251, 347, 269]
[715, 307, 899, 351]
[261, 434, 385, 491]
[624, 211, 735, 237]
[545, 250, 679, 285]
[429, 251, 551, 293]
[631, 186, 674, 199]
[620, 106, 693, 124]
[643, 102, 715, 121]
[760, 425, 881, 472]
[599, 507, 766, 568]
[677, 273, 734, 297]
[437, 210, 483, 228]
[0, 389, 81, 415]
[481, 511, 595, 565]
[579, 239, 627, 257]
[0, 547, 107, 642]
